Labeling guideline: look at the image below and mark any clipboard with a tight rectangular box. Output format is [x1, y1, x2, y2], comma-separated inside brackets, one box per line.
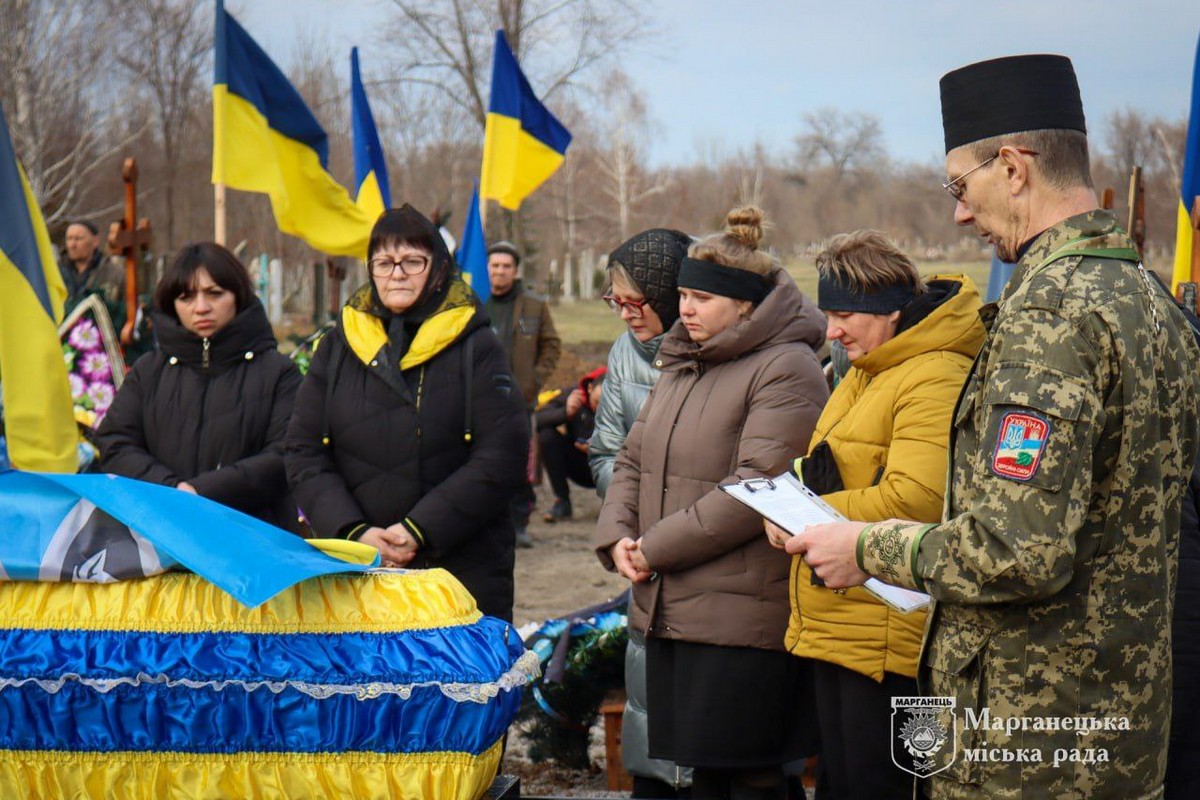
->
[720, 472, 931, 613]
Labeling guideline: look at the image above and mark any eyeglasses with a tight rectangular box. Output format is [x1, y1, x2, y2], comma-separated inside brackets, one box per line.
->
[602, 293, 650, 318]
[942, 148, 1039, 201]
[369, 255, 430, 277]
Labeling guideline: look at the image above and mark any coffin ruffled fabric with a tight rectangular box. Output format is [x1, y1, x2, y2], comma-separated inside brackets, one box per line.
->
[0, 471, 536, 799]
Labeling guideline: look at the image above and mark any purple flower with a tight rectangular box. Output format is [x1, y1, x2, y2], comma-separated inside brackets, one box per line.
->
[68, 373, 86, 399]
[79, 351, 111, 381]
[68, 320, 102, 352]
[86, 382, 115, 414]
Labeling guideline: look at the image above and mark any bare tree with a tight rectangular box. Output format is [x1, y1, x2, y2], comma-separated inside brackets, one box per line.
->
[794, 108, 885, 183]
[111, 0, 211, 250]
[381, 0, 650, 131]
[590, 70, 670, 241]
[0, 0, 137, 225]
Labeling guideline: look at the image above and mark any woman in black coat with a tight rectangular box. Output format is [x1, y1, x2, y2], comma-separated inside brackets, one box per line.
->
[285, 205, 528, 621]
[97, 243, 302, 530]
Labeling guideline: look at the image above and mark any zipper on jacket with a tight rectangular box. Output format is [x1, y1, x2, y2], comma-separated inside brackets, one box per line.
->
[202, 337, 211, 370]
[415, 366, 426, 440]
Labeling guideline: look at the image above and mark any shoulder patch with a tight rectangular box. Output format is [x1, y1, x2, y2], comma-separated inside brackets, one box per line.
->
[991, 411, 1050, 481]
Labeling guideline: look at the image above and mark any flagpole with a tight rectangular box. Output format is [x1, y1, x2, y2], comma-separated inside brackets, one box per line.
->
[214, 182, 227, 246]
[479, 195, 488, 230]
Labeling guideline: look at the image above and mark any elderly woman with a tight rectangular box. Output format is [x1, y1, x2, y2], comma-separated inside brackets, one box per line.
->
[285, 205, 527, 621]
[766, 230, 985, 800]
[97, 243, 301, 529]
[596, 207, 828, 800]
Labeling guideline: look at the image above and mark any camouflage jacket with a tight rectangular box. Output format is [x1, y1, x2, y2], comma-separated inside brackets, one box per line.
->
[858, 211, 1200, 799]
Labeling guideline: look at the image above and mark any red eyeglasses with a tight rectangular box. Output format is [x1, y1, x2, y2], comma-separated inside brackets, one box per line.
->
[602, 293, 651, 319]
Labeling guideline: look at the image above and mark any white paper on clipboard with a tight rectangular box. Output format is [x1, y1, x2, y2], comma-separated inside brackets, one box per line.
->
[720, 472, 930, 613]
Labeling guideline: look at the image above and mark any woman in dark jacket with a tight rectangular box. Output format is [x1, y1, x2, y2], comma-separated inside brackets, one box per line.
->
[285, 205, 528, 621]
[97, 243, 301, 529]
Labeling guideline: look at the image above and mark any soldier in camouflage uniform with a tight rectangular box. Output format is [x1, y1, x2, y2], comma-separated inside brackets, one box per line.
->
[787, 55, 1200, 799]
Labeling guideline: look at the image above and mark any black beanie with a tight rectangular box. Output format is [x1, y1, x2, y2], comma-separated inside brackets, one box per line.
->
[607, 228, 691, 328]
[940, 54, 1085, 153]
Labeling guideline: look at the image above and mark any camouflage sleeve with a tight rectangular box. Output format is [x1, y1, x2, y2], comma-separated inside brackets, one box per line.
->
[865, 307, 1106, 603]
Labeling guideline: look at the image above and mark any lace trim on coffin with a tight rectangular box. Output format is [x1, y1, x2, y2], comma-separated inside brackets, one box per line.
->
[0, 649, 541, 704]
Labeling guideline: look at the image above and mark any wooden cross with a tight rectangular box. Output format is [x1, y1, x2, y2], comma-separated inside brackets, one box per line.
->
[1126, 166, 1146, 260]
[1191, 195, 1200, 287]
[107, 158, 152, 347]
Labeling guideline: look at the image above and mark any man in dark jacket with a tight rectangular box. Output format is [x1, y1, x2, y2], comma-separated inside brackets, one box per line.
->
[58, 220, 127, 330]
[485, 241, 561, 547]
[536, 368, 604, 523]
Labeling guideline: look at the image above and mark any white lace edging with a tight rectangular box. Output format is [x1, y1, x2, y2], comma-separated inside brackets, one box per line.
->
[0, 649, 542, 705]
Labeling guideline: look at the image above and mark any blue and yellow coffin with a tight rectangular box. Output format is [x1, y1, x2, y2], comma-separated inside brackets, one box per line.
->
[0, 472, 536, 799]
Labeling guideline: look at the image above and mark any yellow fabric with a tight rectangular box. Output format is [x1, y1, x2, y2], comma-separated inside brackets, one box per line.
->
[785, 275, 986, 681]
[0, 739, 503, 800]
[480, 112, 566, 210]
[340, 278, 478, 371]
[307, 537, 380, 565]
[212, 86, 373, 257]
[1173, 200, 1194, 291]
[535, 388, 562, 411]
[0, 164, 76, 472]
[0, 570, 481, 634]
[355, 169, 387, 222]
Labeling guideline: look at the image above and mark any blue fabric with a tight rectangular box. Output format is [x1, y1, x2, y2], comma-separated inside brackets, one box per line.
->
[213, 0, 330, 166]
[458, 186, 489, 302]
[0, 621, 525, 687]
[350, 47, 391, 209]
[0, 470, 374, 606]
[0, 105, 50, 316]
[0, 680, 517, 755]
[1182, 32, 1199, 210]
[486, 30, 571, 154]
[985, 254, 1016, 303]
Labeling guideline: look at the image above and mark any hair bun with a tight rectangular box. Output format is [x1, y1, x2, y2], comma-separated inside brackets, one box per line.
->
[724, 206, 765, 250]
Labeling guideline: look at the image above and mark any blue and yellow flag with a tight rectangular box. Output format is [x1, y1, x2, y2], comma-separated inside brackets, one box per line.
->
[1174, 31, 1200, 289]
[351, 47, 391, 222]
[458, 186, 490, 302]
[0, 104, 76, 473]
[479, 30, 572, 210]
[212, 1, 372, 257]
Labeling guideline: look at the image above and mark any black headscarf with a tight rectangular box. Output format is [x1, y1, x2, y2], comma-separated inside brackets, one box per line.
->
[366, 204, 458, 359]
[607, 228, 691, 329]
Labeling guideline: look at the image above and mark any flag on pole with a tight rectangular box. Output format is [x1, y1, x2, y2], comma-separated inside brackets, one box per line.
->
[0, 103, 77, 473]
[479, 30, 571, 210]
[458, 187, 490, 302]
[212, 0, 373, 257]
[1173, 31, 1200, 290]
[351, 46, 391, 222]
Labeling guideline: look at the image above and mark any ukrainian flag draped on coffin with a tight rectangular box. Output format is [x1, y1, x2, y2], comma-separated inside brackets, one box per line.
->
[479, 30, 572, 210]
[351, 46, 391, 221]
[1173, 31, 1200, 289]
[0, 470, 538, 799]
[0, 104, 77, 473]
[212, 1, 372, 257]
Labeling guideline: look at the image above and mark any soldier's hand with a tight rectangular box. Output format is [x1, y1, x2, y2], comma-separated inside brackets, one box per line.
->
[787, 521, 870, 589]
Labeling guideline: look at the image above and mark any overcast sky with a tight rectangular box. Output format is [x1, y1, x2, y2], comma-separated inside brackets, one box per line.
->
[241, 0, 1200, 168]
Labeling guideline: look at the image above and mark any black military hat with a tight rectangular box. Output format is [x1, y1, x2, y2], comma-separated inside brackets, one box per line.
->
[940, 54, 1086, 153]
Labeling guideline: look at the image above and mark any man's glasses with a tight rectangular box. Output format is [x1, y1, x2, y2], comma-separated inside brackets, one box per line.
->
[369, 255, 431, 277]
[602, 294, 650, 318]
[942, 148, 1039, 201]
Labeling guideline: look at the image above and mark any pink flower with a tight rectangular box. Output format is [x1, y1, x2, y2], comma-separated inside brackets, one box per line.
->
[68, 320, 102, 352]
[68, 373, 86, 399]
[86, 382, 115, 414]
[79, 351, 111, 381]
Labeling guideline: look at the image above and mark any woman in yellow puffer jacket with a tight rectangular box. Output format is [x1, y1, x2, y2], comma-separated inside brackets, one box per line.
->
[766, 230, 985, 800]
